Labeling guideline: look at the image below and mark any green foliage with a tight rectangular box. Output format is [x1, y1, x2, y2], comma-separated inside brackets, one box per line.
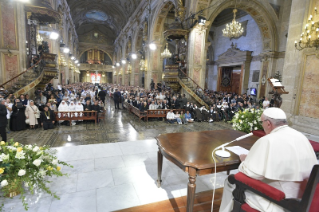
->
[230, 109, 264, 133]
[0, 139, 73, 211]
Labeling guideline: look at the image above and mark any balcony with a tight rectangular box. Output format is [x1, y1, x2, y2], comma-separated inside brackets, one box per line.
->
[79, 64, 113, 72]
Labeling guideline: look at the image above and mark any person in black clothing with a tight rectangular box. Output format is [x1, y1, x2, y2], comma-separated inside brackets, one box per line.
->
[139, 101, 149, 112]
[113, 89, 121, 109]
[150, 80, 155, 91]
[98, 90, 106, 104]
[41, 106, 55, 130]
[0, 99, 7, 142]
[11, 99, 26, 131]
[83, 100, 92, 111]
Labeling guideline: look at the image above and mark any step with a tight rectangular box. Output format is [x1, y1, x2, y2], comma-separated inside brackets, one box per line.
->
[115, 188, 223, 212]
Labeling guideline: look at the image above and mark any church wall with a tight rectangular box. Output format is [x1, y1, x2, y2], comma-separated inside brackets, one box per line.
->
[207, 14, 263, 92]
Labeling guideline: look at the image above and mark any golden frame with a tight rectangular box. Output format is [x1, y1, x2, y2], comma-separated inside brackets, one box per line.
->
[0, 1, 19, 50]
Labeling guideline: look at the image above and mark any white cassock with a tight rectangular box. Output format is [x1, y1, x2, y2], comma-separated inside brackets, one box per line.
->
[220, 125, 318, 212]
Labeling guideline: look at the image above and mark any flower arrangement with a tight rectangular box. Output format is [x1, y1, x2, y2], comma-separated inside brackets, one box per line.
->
[0, 140, 72, 211]
[230, 108, 264, 133]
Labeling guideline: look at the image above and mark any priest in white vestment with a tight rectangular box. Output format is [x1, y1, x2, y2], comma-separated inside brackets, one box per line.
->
[220, 108, 318, 212]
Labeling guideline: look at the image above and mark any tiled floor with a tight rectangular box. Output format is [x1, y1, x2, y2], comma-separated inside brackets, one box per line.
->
[2, 140, 235, 212]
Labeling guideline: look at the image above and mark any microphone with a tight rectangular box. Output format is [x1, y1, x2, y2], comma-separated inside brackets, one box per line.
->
[213, 132, 253, 158]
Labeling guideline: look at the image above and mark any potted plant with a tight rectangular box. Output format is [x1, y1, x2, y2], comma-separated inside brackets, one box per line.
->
[230, 108, 264, 133]
[0, 140, 72, 211]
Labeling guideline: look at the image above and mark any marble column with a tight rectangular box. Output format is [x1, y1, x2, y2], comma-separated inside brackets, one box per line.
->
[281, 0, 319, 135]
[187, 23, 209, 88]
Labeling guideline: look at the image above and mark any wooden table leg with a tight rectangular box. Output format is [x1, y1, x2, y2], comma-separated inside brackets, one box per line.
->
[186, 167, 197, 212]
[156, 148, 163, 188]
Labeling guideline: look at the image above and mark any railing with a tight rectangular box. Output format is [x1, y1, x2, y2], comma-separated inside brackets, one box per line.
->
[0, 57, 43, 89]
[178, 68, 205, 92]
[178, 68, 210, 107]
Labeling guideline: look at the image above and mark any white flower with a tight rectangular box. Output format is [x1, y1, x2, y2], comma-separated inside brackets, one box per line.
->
[24, 182, 29, 187]
[33, 159, 42, 167]
[38, 168, 47, 177]
[254, 127, 258, 130]
[1, 180, 8, 187]
[18, 169, 26, 176]
[33, 146, 39, 152]
[253, 120, 257, 124]
[36, 150, 43, 155]
[239, 120, 243, 123]
[241, 115, 244, 118]
[15, 151, 25, 160]
[0, 153, 9, 161]
[25, 145, 32, 150]
[7, 146, 17, 151]
[52, 159, 58, 165]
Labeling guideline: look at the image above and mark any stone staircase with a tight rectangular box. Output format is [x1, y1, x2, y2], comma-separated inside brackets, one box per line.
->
[2, 53, 58, 97]
[178, 77, 209, 108]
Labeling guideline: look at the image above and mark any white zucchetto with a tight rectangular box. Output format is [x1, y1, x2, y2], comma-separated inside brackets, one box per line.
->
[263, 108, 287, 120]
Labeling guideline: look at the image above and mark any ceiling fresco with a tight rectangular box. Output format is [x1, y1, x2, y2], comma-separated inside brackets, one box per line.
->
[66, 0, 140, 43]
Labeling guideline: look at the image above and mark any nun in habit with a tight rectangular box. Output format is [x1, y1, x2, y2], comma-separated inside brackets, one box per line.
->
[58, 100, 69, 124]
[68, 101, 76, 125]
[75, 101, 84, 123]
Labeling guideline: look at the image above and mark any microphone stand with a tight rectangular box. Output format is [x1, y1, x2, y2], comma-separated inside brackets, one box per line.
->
[212, 132, 253, 158]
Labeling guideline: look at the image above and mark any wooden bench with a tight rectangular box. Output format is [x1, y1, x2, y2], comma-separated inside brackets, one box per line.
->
[55, 111, 98, 126]
[146, 109, 185, 122]
[130, 106, 147, 121]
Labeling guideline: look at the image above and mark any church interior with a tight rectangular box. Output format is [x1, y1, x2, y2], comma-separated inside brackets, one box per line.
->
[0, 0, 319, 211]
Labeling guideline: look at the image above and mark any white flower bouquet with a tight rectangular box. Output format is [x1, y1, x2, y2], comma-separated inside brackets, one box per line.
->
[0, 140, 72, 211]
[230, 108, 264, 133]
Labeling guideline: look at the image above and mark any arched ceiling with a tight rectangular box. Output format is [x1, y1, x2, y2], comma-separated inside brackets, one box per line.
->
[66, 0, 140, 42]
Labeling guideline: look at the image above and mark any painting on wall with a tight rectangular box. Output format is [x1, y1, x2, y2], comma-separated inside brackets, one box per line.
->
[299, 54, 319, 119]
[252, 70, 260, 82]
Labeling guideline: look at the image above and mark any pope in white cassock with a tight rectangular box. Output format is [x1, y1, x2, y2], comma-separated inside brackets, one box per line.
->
[219, 108, 318, 212]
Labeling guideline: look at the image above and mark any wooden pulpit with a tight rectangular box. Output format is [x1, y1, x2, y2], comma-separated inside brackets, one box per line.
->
[268, 78, 289, 108]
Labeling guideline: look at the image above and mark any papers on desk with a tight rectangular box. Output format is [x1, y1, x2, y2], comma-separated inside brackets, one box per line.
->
[226, 146, 249, 156]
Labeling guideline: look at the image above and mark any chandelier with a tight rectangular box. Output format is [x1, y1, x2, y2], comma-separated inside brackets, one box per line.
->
[222, 9, 244, 39]
[161, 43, 172, 58]
[295, 8, 319, 51]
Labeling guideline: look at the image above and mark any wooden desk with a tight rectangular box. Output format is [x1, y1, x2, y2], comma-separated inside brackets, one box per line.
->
[156, 130, 258, 212]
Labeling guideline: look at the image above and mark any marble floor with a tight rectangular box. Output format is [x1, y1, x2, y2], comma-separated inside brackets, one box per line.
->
[2, 139, 236, 212]
[3, 97, 319, 212]
[7, 97, 233, 147]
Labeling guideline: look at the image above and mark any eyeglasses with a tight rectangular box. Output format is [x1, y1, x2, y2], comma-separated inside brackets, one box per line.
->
[259, 119, 269, 124]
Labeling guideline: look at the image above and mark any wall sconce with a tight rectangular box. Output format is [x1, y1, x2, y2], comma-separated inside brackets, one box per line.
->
[121, 59, 126, 64]
[116, 63, 120, 67]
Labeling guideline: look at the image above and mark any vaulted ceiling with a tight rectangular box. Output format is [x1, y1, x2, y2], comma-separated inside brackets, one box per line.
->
[66, 0, 140, 43]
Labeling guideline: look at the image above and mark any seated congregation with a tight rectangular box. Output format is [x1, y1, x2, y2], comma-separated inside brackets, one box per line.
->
[0, 82, 107, 134]
[108, 84, 267, 124]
